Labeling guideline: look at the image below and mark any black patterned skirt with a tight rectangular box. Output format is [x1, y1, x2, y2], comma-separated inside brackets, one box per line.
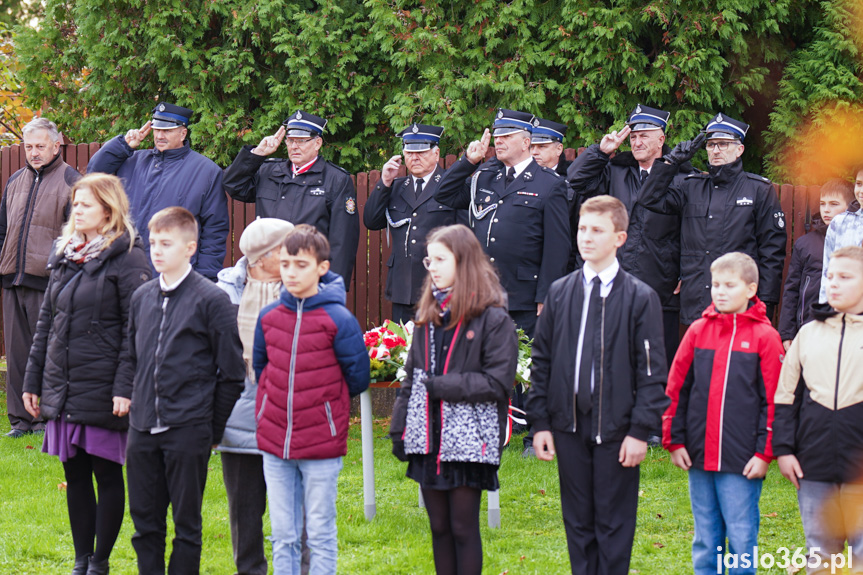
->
[406, 453, 499, 491]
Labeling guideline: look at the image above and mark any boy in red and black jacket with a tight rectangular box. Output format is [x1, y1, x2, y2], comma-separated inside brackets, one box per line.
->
[663, 252, 784, 575]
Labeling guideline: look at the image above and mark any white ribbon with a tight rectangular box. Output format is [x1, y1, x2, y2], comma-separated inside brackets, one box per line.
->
[469, 171, 498, 246]
[385, 209, 412, 256]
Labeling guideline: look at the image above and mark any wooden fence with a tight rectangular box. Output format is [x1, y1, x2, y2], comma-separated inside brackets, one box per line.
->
[0, 142, 816, 348]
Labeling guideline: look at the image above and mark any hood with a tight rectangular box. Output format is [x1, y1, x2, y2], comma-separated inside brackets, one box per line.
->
[700, 296, 772, 325]
[279, 270, 346, 311]
[217, 256, 249, 289]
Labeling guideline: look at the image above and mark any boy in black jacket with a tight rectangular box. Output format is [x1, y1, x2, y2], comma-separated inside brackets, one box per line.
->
[526, 196, 669, 575]
[126, 207, 244, 575]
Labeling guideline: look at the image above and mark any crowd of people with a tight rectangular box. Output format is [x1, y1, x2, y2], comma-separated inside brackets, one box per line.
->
[2, 101, 862, 575]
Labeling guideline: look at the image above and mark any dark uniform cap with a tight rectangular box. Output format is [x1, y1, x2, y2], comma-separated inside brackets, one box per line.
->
[151, 102, 193, 130]
[282, 110, 327, 138]
[492, 109, 535, 137]
[626, 104, 669, 132]
[530, 118, 568, 144]
[397, 123, 444, 152]
[704, 113, 749, 141]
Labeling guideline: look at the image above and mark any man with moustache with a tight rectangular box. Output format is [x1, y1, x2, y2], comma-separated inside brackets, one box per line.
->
[87, 103, 229, 280]
[0, 118, 79, 437]
[568, 105, 694, 364]
[638, 113, 786, 325]
[364, 123, 466, 323]
[223, 111, 359, 287]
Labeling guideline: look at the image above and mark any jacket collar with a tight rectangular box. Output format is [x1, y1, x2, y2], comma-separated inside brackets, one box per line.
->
[701, 296, 771, 325]
[26, 151, 63, 176]
[148, 141, 192, 161]
[279, 270, 346, 311]
[497, 158, 539, 199]
[409, 165, 443, 208]
[708, 157, 744, 186]
[48, 231, 136, 273]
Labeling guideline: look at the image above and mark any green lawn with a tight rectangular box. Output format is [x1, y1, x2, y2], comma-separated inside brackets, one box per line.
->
[0, 390, 812, 574]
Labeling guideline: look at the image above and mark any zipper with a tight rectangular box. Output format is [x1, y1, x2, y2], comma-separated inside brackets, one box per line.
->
[716, 314, 738, 472]
[324, 401, 336, 437]
[256, 394, 268, 423]
[834, 316, 846, 411]
[284, 299, 304, 459]
[14, 172, 40, 286]
[596, 297, 606, 445]
[644, 339, 652, 376]
[152, 294, 170, 428]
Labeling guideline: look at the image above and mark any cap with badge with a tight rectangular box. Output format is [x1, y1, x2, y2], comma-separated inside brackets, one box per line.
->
[530, 118, 568, 145]
[151, 102, 193, 130]
[704, 113, 749, 141]
[282, 110, 327, 139]
[397, 123, 444, 152]
[492, 109, 535, 137]
[626, 104, 669, 132]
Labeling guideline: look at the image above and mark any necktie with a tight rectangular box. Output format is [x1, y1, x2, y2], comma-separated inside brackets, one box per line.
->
[415, 178, 424, 199]
[639, 169, 648, 184]
[505, 167, 515, 187]
[578, 276, 603, 414]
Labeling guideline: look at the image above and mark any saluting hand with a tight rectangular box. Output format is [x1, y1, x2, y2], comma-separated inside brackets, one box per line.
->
[251, 125, 286, 157]
[381, 155, 402, 187]
[599, 125, 631, 155]
[465, 129, 491, 164]
[124, 121, 152, 149]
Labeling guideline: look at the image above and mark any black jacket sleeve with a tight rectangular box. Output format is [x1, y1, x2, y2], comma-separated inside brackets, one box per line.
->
[636, 160, 686, 215]
[567, 144, 611, 202]
[434, 155, 478, 210]
[326, 168, 359, 286]
[777, 243, 803, 340]
[22, 271, 58, 396]
[524, 286, 557, 433]
[112, 247, 153, 399]
[754, 182, 787, 305]
[628, 286, 671, 441]
[86, 135, 134, 175]
[537, 179, 571, 303]
[222, 146, 268, 203]
[207, 292, 246, 443]
[363, 179, 393, 231]
[389, 331, 417, 440]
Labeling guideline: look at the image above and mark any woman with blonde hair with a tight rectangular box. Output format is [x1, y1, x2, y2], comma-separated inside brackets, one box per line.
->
[390, 224, 518, 575]
[23, 172, 151, 575]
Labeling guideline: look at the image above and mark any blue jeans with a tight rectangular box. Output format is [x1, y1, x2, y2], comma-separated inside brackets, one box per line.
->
[798, 480, 863, 574]
[688, 469, 763, 575]
[262, 453, 343, 575]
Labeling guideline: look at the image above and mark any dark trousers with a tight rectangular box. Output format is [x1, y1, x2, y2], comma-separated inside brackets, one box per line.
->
[391, 303, 415, 325]
[662, 309, 681, 367]
[221, 452, 268, 575]
[2, 286, 46, 431]
[509, 308, 537, 445]
[127, 424, 212, 575]
[554, 411, 640, 575]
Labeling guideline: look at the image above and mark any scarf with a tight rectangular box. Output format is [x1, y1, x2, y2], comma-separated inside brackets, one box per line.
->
[63, 233, 109, 264]
[238, 275, 283, 380]
[432, 284, 453, 324]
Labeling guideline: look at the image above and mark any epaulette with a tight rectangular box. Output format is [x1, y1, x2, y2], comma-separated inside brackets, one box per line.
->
[478, 157, 504, 171]
[684, 171, 708, 179]
[263, 157, 284, 163]
[328, 162, 350, 175]
[746, 172, 772, 184]
[539, 166, 560, 177]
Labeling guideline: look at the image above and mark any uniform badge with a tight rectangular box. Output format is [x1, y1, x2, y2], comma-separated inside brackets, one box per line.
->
[484, 196, 491, 203]
[346, 197, 357, 214]
[497, 110, 504, 119]
[774, 211, 785, 230]
[310, 188, 325, 196]
[411, 124, 419, 134]
[716, 113, 724, 123]
[158, 103, 166, 112]
[296, 111, 303, 120]
[434, 174, 441, 182]
[523, 171, 533, 181]
[495, 172, 503, 181]
[635, 104, 642, 114]
[533, 118, 540, 128]
[403, 179, 410, 186]
[736, 196, 753, 206]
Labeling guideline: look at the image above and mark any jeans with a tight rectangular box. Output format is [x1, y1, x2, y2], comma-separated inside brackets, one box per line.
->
[221, 452, 268, 575]
[688, 469, 763, 575]
[798, 480, 863, 574]
[262, 453, 342, 575]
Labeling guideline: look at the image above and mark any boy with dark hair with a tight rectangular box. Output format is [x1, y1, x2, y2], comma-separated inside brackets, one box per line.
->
[526, 196, 669, 575]
[663, 252, 784, 575]
[780, 179, 854, 349]
[126, 206, 245, 575]
[820, 167, 863, 302]
[253, 224, 369, 574]
[776, 246, 863, 574]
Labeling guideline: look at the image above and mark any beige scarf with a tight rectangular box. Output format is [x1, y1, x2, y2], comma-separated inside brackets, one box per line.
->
[238, 275, 282, 380]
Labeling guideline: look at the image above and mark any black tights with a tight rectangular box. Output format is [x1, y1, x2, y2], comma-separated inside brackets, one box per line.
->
[421, 486, 483, 575]
[63, 452, 125, 562]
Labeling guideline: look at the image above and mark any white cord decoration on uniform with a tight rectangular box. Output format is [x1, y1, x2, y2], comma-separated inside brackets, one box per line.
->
[469, 171, 498, 247]
[509, 405, 527, 426]
[385, 208, 412, 256]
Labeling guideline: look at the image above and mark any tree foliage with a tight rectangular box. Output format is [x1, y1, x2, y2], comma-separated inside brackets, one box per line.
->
[14, 0, 814, 173]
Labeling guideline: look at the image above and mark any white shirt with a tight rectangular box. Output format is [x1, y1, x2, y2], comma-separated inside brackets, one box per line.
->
[411, 168, 436, 190]
[574, 259, 620, 394]
[506, 156, 534, 180]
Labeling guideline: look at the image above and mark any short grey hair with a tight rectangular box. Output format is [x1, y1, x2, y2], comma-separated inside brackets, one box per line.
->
[22, 118, 60, 142]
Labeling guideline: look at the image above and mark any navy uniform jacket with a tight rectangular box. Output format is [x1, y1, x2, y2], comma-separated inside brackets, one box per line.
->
[87, 136, 229, 280]
[435, 156, 571, 311]
[222, 146, 359, 286]
[363, 166, 467, 306]
[638, 158, 786, 324]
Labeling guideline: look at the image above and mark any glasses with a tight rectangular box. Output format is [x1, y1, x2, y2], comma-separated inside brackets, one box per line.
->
[285, 138, 317, 148]
[422, 256, 450, 270]
[705, 141, 737, 151]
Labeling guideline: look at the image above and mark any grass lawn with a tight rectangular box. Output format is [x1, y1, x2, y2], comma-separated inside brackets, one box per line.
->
[0, 389, 813, 574]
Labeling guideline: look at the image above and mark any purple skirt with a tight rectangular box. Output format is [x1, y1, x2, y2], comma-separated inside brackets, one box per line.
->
[42, 414, 128, 465]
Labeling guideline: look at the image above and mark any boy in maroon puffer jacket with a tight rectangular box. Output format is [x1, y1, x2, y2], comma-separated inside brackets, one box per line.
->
[252, 224, 369, 575]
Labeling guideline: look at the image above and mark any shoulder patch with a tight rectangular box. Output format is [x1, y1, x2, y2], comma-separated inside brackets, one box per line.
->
[346, 197, 357, 215]
[746, 172, 771, 184]
[773, 210, 786, 230]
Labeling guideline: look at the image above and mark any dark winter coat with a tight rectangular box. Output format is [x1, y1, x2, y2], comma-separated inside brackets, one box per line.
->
[638, 158, 787, 324]
[525, 268, 669, 442]
[390, 305, 517, 464]
[23, 232, 151, 430]
[435, 156, 571, 310]
[567, 144, 696, 309]
[777, 218, 827, 341]
[0, 153, 78, 290]
[253, 272, 370, 461]
[364, 166, 467, 306]
[662, 298, 784, 474]
[223, 147, 359, 286]
[127, 269, 245, 442]
[86, 136, 229, 280]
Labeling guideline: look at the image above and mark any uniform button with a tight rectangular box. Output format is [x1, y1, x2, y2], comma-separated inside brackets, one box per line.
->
[412, 212, 418, 217]
[490, 237, 496, 242]
[494, 218, 499, 223]
[534, 275, 538, 279]
[490, 257, 495, 262]
[412, 226, 417, 230]
[708, 215, 713, 219]
[706, 250, 710, 254]
[411, 239, 416, 244]
[498, 200, 503, 205]
[714, 185, 719, 189]
[281, 195, 285, 199]
[438, 205, 444, 209]
[705, 285, 710, 289]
